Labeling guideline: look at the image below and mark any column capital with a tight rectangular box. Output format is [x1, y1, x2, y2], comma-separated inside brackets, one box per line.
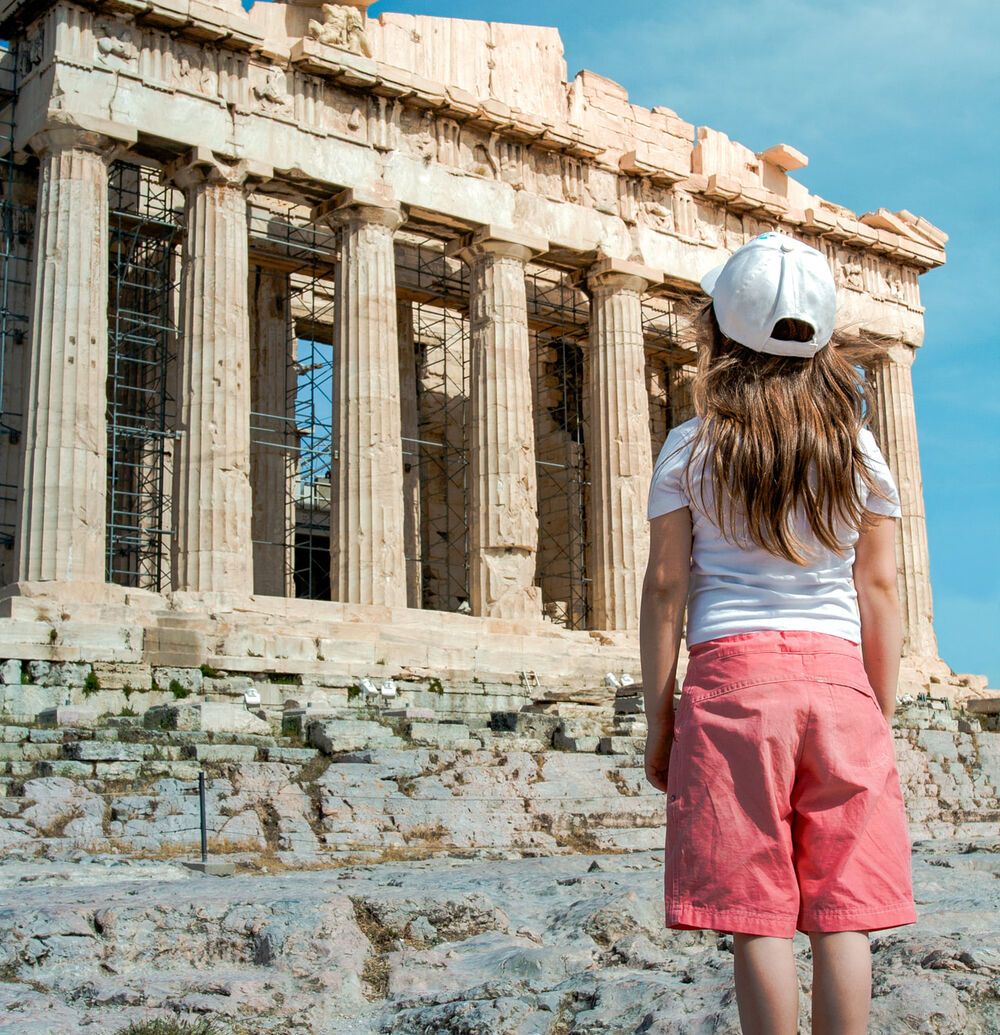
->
[27, 113, 137, 162]
[880, 340, 916, 368]
[311, 186, 405, 231]
[572, 256, 664, 295]
[162, 146, 273, 193]
[444, 225, 549, 265]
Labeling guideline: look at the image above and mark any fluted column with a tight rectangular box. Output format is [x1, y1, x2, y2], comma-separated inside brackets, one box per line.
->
[16, 122, 134, 584]
[872, 343, 938, 659]
[397, 299, 422, 608]
[579, 258, 664, 631]
[447, 227, 548, 619]
[313, 187, 407, 607]
[164, 147, 272, 594]
[250, 266, 294, 597]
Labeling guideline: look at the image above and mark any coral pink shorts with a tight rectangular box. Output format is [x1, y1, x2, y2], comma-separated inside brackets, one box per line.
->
[664, 629, 918, 938]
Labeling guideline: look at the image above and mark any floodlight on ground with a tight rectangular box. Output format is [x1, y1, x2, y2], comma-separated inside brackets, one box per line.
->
[359, 677, 380, 697]
[604, 672, 621, 689]
[380, 678, 397, 697]
[619, 673, 635, 688]
[244, 688, 262, 707]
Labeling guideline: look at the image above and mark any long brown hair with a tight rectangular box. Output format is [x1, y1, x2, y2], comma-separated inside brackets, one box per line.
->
[675, 300, 897, 565]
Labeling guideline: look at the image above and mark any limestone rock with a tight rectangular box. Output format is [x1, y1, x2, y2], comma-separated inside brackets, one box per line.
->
[0, 840, 996, 1032]
[145, 701, 271, 735]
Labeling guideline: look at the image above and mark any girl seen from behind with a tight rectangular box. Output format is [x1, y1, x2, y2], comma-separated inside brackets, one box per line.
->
[640, 232, 917, 1035]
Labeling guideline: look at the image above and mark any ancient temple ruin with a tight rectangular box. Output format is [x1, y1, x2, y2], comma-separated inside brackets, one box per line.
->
[0, 0, 957, 698]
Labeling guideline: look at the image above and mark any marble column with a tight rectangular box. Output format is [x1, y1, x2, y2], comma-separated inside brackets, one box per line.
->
[249, 266, 294, 597]
[397, 299, 422, 608]
[16, 122, 134, 584]
[312, 187, 407, 607]
[164, 147, 272, 594]
[872, 343, 938, 659]
[579, 258, 664, 631]
[447, 227, 548, 619]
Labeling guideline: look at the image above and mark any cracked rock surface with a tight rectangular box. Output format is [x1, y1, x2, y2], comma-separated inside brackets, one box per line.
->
[0, 838, 998, 1034]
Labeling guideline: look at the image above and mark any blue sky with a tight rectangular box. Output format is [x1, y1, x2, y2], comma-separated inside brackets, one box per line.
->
[255, 1, 1000, 683]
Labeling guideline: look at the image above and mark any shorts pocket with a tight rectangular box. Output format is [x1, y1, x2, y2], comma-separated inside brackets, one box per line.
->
[823, 677, 889, 727]
[824, 680, 893, 767]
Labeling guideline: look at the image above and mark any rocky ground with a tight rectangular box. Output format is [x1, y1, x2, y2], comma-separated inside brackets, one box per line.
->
[0, 837, 998, 1034]
[0, 689, 998, 1033]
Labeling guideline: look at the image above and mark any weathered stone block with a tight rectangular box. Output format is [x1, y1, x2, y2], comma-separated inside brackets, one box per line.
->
[138, 761, 202, 780]
[309, 719, 403, 755]
[490, 712, 561, 745]
[152, 667, 204, 694]
[4, 760, 36, 776]
[37, 760, 93, 778]
[203, 675, 256, 697]
[36, 705, 99, 727]
[27, 728, 64, 743]
[91, 662, 153, 691]
[93, 761, 144, 779]
[1, 742, 62, 761]
[265, 746, 322, 764]
[1, 725, 29, 742]
[144, 701, 270, 735]
[553, 732, 601, 752]
[598, 735, 644, 755]
[0, 660, 22, 684]
[406, 721, 479, 750]
[28, 661, 92, 687]
[0, 621, 60, 655]
[1, 685, 69, 721]
[384, 706, 437, 720]
[484, 735, 547, 752]
[64, 741, 152, 762]
[282, 706, 349, 738]
[60, 622, 143, 660]
[188, 743, 260, 763]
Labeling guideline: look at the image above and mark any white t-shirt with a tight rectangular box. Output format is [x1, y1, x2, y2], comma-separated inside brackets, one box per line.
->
[646, 416, 903, 649]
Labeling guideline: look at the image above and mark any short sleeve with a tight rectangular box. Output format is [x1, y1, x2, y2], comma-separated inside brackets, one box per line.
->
[648, 426, 692, 519]
[858, 427, 902, 518]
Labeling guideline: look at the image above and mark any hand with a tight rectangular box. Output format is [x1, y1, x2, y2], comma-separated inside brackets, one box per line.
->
[644, 719, 674, 794]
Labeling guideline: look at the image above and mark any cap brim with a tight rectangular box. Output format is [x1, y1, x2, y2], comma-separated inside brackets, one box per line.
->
[699, 261, 726, 297]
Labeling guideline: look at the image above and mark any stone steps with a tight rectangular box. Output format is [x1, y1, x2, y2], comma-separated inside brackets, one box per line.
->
[0, 693, 997, 863]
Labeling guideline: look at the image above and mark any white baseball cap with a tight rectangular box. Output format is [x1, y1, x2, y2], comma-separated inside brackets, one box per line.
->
[699, 232, 837, 358]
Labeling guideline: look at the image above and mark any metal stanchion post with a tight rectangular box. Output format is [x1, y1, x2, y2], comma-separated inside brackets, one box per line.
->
[198, 769, 208, 864]
[182, 768, 235, 876]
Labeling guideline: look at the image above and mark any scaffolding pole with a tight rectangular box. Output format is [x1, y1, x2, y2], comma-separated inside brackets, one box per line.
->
[0, 42, 33, 574]
[105, 160, 184, 590]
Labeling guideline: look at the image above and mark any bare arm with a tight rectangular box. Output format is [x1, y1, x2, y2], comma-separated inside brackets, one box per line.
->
[640, 506, 692, 733]
[852, 513, 903, 718]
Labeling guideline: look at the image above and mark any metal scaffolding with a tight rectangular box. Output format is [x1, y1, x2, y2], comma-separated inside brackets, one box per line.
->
[105, 160, 184, 589]
[0, 42, 33, 568]
[643, 296, 685, 447]
[398, 234, 471, 613]
[525, 264, 591, 630]
[247, 199, 336, 601]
